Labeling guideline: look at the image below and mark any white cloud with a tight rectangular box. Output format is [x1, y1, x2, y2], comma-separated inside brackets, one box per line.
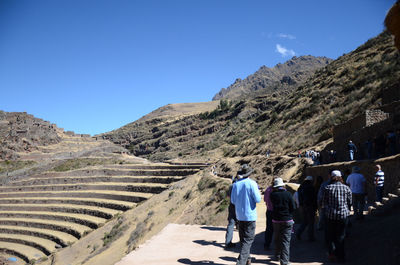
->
[278, 33, 296, 40]
[276, 44, 296, 57]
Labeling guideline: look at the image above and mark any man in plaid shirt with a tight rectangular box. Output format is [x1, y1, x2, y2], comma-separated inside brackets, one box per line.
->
[323, 170, 352, 263]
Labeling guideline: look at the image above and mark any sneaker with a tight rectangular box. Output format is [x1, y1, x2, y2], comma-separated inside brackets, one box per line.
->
[225, 242, 236, 249]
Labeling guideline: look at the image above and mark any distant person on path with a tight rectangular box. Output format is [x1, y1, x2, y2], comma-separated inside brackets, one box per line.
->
[346, 166, 366, 220]
[231, 164, 261, 265]
[263, 180, 274, 250]
[386, 130, 397, 156]
[225, 176, 239, 249]
[266, 149, 271, 158]
[323, 170, 352, 263]
[270, 178, 296, 265]
[374, 165, 385, 203]
[296, 176, 317, 241]
[364, 139, 373, 159]
[347, 140, 357, 161]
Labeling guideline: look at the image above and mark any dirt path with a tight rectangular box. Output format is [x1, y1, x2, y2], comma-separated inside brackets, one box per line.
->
[115, 199, 329, 265]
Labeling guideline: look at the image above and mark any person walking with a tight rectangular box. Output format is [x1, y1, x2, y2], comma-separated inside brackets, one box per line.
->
[323, 170, 352, 263]
[225, 176, 239, 249]
[270, 178, 296, 265]
[231, 164, 261, 265]
[374, 164, 385, 203]
[296, 176, 317, 241]
[347, 140, 357, 161]
[263, 180, 274, 250]
[346, 166, 366, 220]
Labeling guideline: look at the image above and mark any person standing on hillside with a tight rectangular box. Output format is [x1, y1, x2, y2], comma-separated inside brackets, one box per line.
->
[323, 170, 352, 263]
[374, 164, 385, 203]
[347, 140, 357, 161]
[231, 164, 261, 265]
[296, 176, 317, 241]
[270, 178, 296, 265]
[263, 179, 274, 250]
[225, 176, 239, 249]
[346, 166, 366, 220]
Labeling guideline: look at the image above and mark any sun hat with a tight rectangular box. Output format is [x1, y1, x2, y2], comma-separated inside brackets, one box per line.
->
[331, 170, 342, 177]
[237, 164, 253, 178]
[273, 177, 285, 188]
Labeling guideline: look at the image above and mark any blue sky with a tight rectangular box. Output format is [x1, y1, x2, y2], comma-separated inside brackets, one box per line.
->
[0, 0, 396, 135]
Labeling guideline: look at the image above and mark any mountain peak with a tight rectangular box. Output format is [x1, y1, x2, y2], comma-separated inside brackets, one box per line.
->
[212, 55, 333, 101]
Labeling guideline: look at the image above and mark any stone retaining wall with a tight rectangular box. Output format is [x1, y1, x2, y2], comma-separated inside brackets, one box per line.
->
[306, 154, 400, 203]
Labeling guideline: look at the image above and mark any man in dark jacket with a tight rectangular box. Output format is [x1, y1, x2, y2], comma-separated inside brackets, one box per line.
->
[296, 176, 317, 241]
[270, 178, 296, 265]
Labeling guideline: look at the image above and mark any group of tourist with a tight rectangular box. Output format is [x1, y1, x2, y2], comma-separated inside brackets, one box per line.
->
[225, 163, 385, 265]
[347, 129, 400, 161]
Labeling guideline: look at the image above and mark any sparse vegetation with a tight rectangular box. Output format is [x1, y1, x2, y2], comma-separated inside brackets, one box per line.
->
[103, 217, 127, 247]
[0, 160, 36, 174]
[52, 158, 126, 172]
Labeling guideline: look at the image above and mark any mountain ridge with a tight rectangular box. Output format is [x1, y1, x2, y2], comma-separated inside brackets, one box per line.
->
[212, 55, 333, 100]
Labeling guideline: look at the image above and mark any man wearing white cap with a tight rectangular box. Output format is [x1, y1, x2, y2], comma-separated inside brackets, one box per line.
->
[231, 164, 261, 265]
[323, 170, 352, 262]
[270, 177, 296, 265]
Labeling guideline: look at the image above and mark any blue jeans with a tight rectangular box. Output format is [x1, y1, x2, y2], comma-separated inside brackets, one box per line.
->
[236, 221, 256, 265]
[225, 204, 236, 245]
[264, 210, 273, 248]
[349, 150, 354, 161]
[273, 222, 293, 265]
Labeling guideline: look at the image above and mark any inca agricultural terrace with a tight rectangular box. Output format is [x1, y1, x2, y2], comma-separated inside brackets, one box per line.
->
[0, 162, 206, 263]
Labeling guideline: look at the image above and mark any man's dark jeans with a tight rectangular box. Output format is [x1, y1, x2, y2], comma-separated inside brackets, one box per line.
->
[264, 210, 273, 248]
[296, 206, 316, 240]
[327, 217, 348, 262]
[236, 221, 256, 265]
[376, 186, 384, 203]
[352, 193, 365, 219]
[273, 221, 293, 265]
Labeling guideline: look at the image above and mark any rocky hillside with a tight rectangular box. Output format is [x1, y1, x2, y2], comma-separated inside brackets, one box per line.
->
[0, 111, 62, 160]
[212, 55, 332, 100]
[102, 31, 400, 184]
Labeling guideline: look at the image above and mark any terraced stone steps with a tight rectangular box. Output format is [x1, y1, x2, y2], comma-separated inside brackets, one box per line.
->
[0, 241, 46, 263]
[0, 162, 206, 262]
[0, 211, 106, 229]
[29, 168, 200, 177]
[105, 164, 208, 170]
[0, 182, 168, 193]
[0, 190, 152, 202]
[9, 175, 184, 186]
[0, 218, 91, 239]
[0, 233, 57, 255]
[0, 197, 136, 211]
[0, 204, 120, 219]
[0, 225, 76, 247]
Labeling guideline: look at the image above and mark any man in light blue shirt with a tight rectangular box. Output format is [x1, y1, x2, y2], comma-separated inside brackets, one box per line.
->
[231, 164, 261, 265]
[346, 166, 366, 220]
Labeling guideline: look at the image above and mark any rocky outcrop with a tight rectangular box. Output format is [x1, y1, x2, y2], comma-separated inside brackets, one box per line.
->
[212, 55, 332, 100]
[0, 111, 62, 160]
